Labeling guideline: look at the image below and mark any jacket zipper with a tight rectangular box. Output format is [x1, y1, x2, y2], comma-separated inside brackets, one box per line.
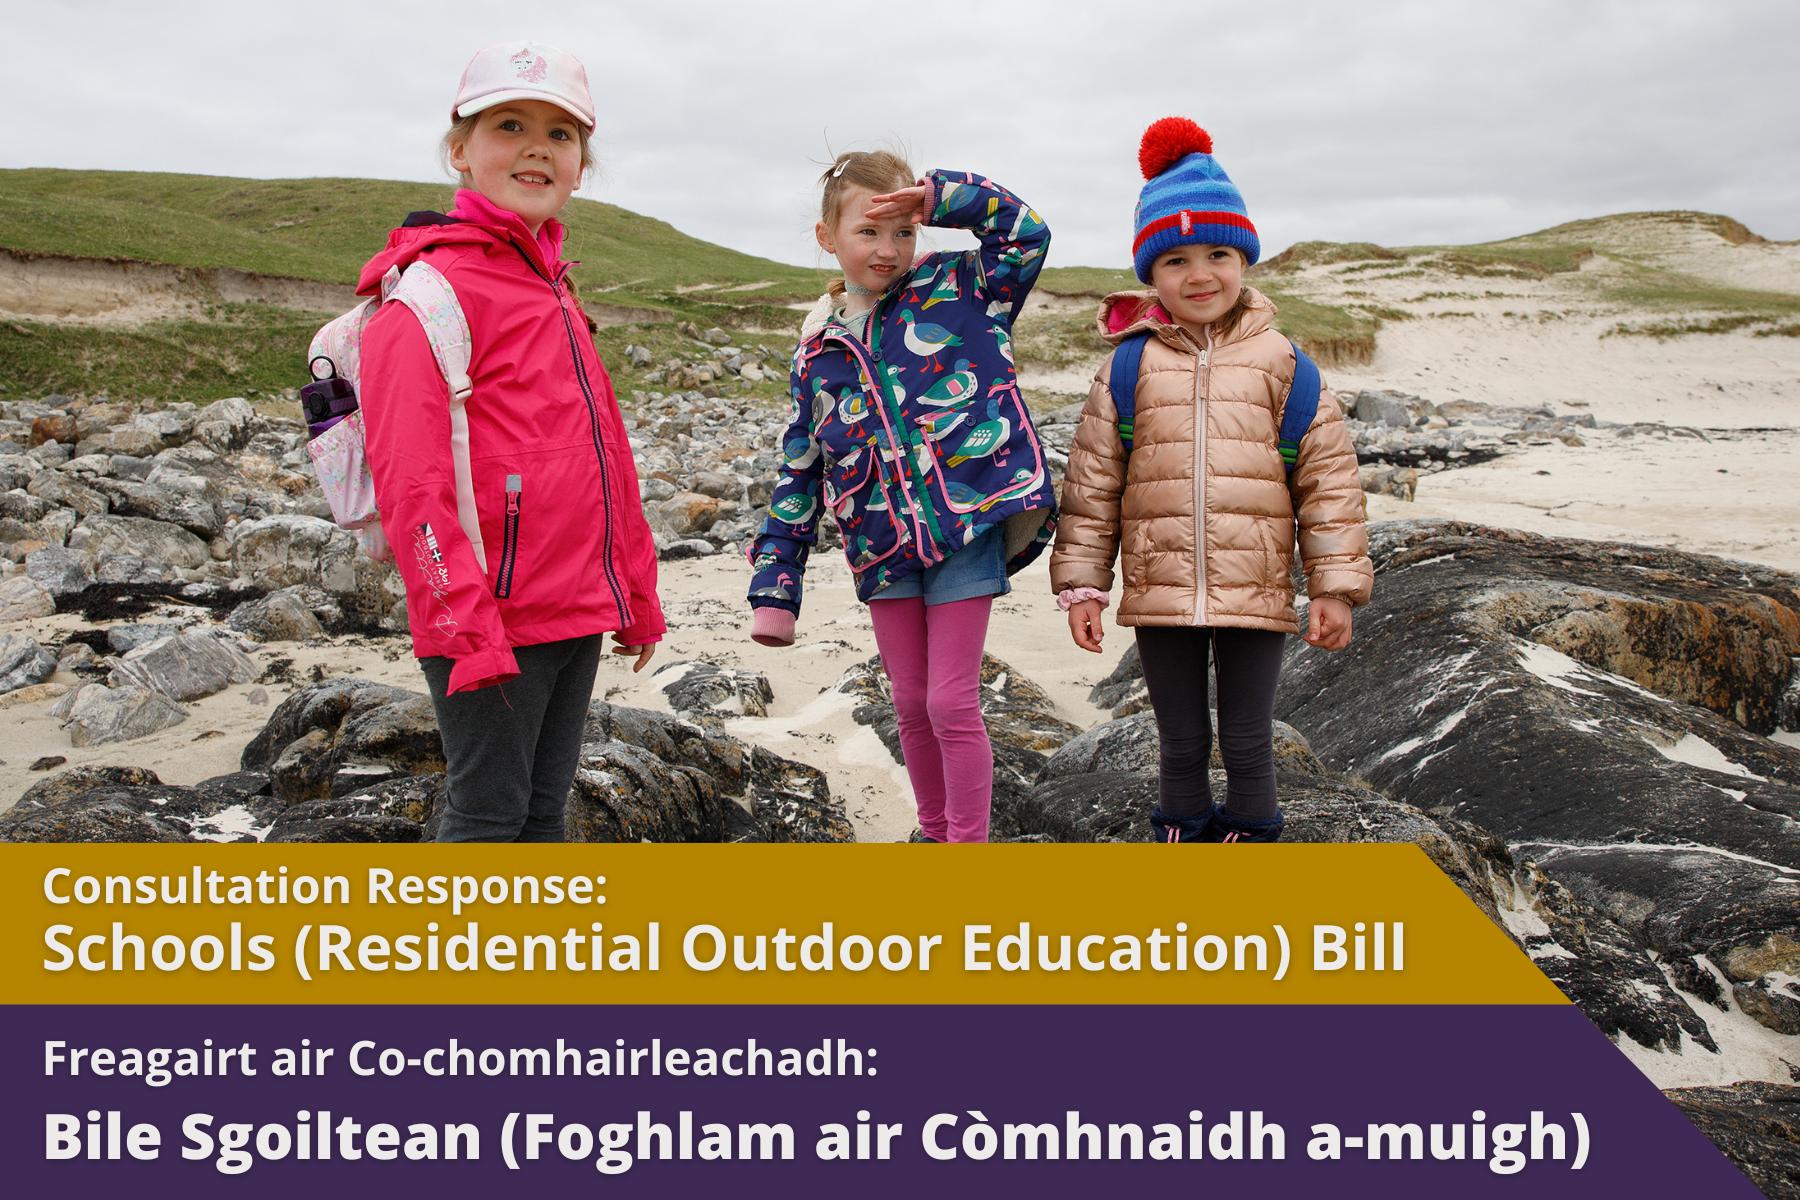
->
[826, 325, 946, 565]
[1195, 329, 1213, 626]
[865, 295, 950, 558]
[510, 243, 632, 628]
[494, 474, 522, 598]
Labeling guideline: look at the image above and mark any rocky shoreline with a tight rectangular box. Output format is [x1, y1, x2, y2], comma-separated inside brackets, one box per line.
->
[1, 383, 1797, 1189]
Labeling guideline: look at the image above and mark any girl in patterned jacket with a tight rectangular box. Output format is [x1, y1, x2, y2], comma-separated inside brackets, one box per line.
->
[1050, 119, 1373, 844]
[359, 43, 663, 842]
[746, 151, 1058, 843]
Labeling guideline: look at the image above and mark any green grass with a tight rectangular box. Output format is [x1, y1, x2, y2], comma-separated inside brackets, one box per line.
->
[0, 304, 329, 406]
[1261, 241, 1401, 271]
[1035, 265, 1141, 297]
[0, 168, 831, 311]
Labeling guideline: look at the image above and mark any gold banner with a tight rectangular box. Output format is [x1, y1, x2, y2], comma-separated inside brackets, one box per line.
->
[2, 844, 1567, 1006]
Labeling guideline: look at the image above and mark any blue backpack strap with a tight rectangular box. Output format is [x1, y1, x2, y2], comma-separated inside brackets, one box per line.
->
[1108, 332, 1151, 455]
[1279, 340, 1321, 475]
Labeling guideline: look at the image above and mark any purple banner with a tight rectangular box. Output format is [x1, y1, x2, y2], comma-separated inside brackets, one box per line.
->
[4, 1005, 1757, 1196]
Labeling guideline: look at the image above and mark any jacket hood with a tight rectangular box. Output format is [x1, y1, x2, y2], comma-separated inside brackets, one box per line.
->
[355, 188, 567, 295]
[1095, 285, 1277, 348]
[798, 292, 836, 343]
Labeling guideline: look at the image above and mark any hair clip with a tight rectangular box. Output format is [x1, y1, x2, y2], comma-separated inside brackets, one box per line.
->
[831, 158, 850, 179]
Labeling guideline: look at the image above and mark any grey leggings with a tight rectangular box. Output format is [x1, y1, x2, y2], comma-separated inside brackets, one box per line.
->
[420, 634, 604, 842]
[1134, 626, 1286, 821]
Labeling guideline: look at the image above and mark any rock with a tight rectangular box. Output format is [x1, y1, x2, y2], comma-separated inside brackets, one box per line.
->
[0, 766, 197, 842]
[109, 629, 258, 702]
[75, 427, 165, 459]
[1359, 463, 1419, 500]
[56, 640, 97, 672]
[29, 756, 65, 771]
[0, 680, 70, 709]
[0, 490, 51, 523]
[25, 546, 97, 597]
[227, 587, 325, 643]
[30, 413, 77, 446]
[690, 471, 743, 501]
[1350, 390, 1416, 428]
[241, 677, 444, 805]
[729, 747, 852, 843]
[0, 454, 36, 491]
[0, 632, 57, 694]
[28, 440, 70, 467]
[71, 402, 131, 439]
[228, 515, 395, 628]
[653, 492, 724, 537]
[578, 700, 852, 842]
[267, 775, 444, 843]
[95, 554, 176, 585]
[105, 622, 186, 654]
[659, 537, 717, 561]
[656, 660, 773, 718]
[90, 476, 222, 538]
[626, 345, 653, 367]
[702, 327, 732, 346]
[0, 765, 280, 843]
[192, 397, 256, 452]
[1667, 1083, 1800, 1200]
[565, 739, 734, 842]
[1277, 519, 1800, 1040]
[59, 682, 189, 746]
[68, 513, 209, 569]
[1089, 643, 1148, 716]
[128, 409, 196, 448]
[0, 574, 56, 621]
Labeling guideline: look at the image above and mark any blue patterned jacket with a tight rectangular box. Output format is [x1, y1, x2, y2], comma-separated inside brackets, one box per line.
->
[747, 169, 1059, 620]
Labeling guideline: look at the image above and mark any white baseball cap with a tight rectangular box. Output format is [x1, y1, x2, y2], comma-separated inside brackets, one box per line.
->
[452, 41, 595, 130]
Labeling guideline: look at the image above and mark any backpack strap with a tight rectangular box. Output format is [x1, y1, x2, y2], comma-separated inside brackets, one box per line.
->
[1108, 332, 1151, 456]
[387, 262, 474, 404]
[385, 260, 485, 571]
[1278, 340, 1321, 476]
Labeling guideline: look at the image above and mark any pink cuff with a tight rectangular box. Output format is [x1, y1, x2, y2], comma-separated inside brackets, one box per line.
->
[750, 606, 797, 648]
[1056, 587, 1111, 612]
[445, 645, 521, 695]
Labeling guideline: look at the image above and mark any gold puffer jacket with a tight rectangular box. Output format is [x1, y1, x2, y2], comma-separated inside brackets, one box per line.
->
[1049, 287, 1373, 632]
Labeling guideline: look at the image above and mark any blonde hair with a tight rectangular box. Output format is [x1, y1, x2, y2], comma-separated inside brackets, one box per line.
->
[818, 150, 916, 299]
[441, 112, 597, 188]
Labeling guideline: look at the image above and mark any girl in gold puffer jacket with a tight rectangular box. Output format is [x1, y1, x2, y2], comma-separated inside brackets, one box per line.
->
[1049, 118, 1374, 843]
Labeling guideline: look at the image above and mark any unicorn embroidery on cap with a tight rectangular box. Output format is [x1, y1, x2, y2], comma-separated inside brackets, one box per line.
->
[510, 48, 548, 82]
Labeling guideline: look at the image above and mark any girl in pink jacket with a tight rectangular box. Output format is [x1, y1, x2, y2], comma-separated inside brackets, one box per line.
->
[359, 42, 664, 842]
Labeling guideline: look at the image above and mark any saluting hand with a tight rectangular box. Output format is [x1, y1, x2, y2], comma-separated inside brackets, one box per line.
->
[864, 184, 930, 224]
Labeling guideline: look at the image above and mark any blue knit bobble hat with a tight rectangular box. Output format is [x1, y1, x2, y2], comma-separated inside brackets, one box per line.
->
[1132, 117, 1259, 282]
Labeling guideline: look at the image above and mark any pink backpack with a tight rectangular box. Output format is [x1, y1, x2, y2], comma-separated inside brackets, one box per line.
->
[303, 262, 483, 565]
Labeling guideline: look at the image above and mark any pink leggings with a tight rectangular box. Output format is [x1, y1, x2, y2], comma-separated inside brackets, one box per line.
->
[868, 595, 995, 843]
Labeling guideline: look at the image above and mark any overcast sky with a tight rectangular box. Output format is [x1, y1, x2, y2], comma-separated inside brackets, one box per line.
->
[5, 0, 1796, 270]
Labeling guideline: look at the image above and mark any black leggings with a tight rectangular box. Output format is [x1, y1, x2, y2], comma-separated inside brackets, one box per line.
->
[1134, 626, 1286, 821]
[420, 634, 604, 842]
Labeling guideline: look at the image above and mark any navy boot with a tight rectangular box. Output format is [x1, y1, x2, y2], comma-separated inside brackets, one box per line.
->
[1198, 806, 1284, 843]
[1149, 806, 1214, 843]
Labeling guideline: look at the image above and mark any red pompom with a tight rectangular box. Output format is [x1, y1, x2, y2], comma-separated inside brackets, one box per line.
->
[1139, 117, 1213, 180]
